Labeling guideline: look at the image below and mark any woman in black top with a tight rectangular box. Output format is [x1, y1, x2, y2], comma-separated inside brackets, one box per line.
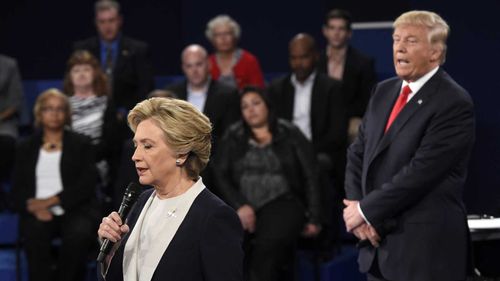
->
[11, 89, 99, 281]
[213, 86, 322, 281]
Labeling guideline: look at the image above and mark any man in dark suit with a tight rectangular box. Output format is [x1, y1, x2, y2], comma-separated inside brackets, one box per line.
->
[267, 33, 346, 255]
[166, 44, 240, 150]
[166, 44, 240, 194]
[343, 11, 474, 281]
[318, 9, 377, 143]
[73, 0, 154, 115]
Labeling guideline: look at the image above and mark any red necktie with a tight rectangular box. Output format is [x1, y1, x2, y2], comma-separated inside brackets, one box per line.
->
[385, 85, 412, 132]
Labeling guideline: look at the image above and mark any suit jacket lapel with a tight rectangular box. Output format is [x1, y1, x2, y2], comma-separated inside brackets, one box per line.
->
[310, 75, 323, 134]
[283, 76, 295, 120]
[369, 71, 442, 164]
[203, 80, 216, 115]
[114, 37, 128, 73]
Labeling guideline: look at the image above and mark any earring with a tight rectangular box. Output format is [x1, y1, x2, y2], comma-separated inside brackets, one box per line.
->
[176, 159, 181, 166]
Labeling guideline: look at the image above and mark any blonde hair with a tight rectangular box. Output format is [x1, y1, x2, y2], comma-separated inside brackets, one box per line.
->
[394, 10, 450, 64]
[33, 88, 72, 128]
[128, 98, 212, 181]
[205, 14, 241, 41]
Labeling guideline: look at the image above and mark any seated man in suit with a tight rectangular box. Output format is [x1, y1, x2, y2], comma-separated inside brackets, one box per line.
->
[267, 33, 347, 255]
[73, 0, 154, 117]
[166, 44, 240, 193]
[319, 9, 377, 143]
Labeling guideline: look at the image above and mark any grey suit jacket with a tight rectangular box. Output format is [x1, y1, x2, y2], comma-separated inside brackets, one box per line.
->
[0, 54, 23, 137]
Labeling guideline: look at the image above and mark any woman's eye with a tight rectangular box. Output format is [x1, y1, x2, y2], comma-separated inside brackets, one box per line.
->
[144, 144, 152, 149]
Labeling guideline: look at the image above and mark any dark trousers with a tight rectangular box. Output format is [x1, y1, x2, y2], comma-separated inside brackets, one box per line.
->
[21, 211, 97, 281]
[245, 194, 305, 281]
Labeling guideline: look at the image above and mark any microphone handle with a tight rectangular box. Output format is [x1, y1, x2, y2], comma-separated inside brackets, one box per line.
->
[96, 203, 130, 263]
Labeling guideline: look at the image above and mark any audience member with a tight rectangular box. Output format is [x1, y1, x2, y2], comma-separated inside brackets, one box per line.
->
[343, 11, 474, 281]
[62, 50, 120, 210]
[267, 33, 347, 257]
[0, 54, 23, 209]
[213, 86, 321, 281]
[166, 44, 240, 152]
[10, 89, 99, 281]
[73, 0, 154, 117]
[206, 14, 265, 89]
[319, 9, 377, 143]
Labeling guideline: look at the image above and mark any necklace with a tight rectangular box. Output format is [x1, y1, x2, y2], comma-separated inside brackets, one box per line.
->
[42, 142, 62, 151]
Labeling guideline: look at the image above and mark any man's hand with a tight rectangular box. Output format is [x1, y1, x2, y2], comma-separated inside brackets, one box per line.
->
[343, 199, 365, 232]
[236, 204, 256, 233]
[352, 223, 381, 247]
[34, 209, 53, 222]
[302, 223, 321, 237]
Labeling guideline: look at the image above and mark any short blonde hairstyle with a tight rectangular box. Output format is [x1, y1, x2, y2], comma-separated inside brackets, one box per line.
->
[205, 14, 241, 41]
[33, 88, 72, 128]
[128, 98, 212, 181]
[394, 10, 449, 64]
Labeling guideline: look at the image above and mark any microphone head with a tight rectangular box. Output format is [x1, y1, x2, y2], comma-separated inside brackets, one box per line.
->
[123, 182, 143, 205]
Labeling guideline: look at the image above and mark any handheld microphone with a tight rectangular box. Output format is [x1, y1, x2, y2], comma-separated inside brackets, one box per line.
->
[97, 182, 143, 263]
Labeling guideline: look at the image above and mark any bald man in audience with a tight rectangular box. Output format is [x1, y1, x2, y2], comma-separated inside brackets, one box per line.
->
[166, 44, 240, 194]
[267, 33, 347, 254]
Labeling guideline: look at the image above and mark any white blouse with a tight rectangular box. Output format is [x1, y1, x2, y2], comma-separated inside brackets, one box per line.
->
[35, 149, 65, 215]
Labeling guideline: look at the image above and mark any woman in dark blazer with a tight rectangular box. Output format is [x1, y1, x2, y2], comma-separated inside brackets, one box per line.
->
[98, 97, 243, 281]
[11, 89, 99, 281]
[213, 86, 322, 281]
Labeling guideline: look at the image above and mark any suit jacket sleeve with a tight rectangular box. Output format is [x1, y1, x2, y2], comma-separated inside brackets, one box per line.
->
[344, 113, 366, 201]
[289, 125, 322, 223]
[200, 204, 244, 281]
[1, 58, 23, 114]
[360, 95, 475, 226]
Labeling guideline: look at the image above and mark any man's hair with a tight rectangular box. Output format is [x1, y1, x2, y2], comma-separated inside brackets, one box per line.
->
[95, 0, 120, 15]
[394, 10, 450, 65]
[325, 9, 352, 31]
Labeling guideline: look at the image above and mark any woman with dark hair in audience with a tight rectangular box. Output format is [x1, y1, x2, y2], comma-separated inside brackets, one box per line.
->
[63, 50, 119, 209]
[11, 89, 99, 281]
[213, 86, 322, 280]
[206, 15, 265, 90]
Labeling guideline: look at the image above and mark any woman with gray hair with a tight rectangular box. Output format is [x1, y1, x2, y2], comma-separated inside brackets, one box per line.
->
[206, 14, 265, 90]
[98, 97, 243, 281]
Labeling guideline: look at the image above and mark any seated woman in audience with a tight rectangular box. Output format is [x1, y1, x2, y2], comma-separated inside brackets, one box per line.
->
[62, 50, 119, 208]
[11, 89, 99, 281]
[213, 86, 322, 281]
[206, 15, 265, 89]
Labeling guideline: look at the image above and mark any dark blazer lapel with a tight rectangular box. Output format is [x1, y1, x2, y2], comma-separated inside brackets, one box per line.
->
[310, 74, 323, 131]
[203, 80, 217, 115]
[114, 37, 129, 73]
[176, 80, 189, 101]
[365, 81, 402, 165]
[370, 70, 442, 162]
[283, 76, 295, 120]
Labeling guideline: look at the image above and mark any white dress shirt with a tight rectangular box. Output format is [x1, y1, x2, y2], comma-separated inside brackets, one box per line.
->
[291, 72, 316, 140]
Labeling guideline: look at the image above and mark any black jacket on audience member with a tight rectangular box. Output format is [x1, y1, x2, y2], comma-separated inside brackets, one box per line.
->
[213, 119, 322, 224]
[73, 36, 155, 111]
[317, 46, 377, 119]
[165, 79, 240, 151]
[267, 73, 347, 184]
[10, 130, 99, 215]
